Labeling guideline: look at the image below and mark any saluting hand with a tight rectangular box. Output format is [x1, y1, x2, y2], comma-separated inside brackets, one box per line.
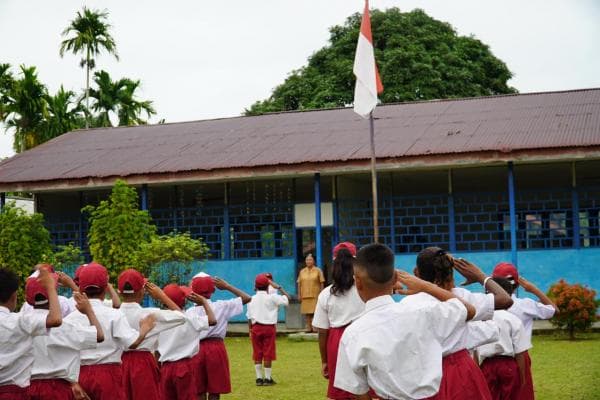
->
[518, 276, 536, 293]
[144, 282, 163, 299]
[394, 270, 429, 295]
[453, 258, 486, 286]
[187, 292, 208, 305]
[213, 277, 228, 290]
[74, 292, 92, 315]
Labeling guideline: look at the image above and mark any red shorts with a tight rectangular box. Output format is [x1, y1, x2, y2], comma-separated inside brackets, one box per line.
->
[160, 358, 198, 400]
[28, 379, 73, 400]
[122, 351, 161, 400]
[481, 356, 521, 400]
[428, 349, 492, 400]
[518, 351, 534, 400]
[327, 326, 354, 400]
[193, 338, 231, 394]
[0, 384, 28, 400]
[80, 364, 125, 400]
[251, 324, 276, 362]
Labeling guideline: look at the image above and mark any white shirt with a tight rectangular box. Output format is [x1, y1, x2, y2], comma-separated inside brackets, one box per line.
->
[30, 309, 97, 382]
[400, 288, 494, 356]
[465, 320, 500, 350]
[64, 299, 139, 365]
[186, 297, 243, 339]
[246, 291, 289, 325]
[508, 295, 556, 346]
[0, 306, 48, 387]
[334, 295, 467, 399]
[20, 295, 75, 318]
[312, 285, 365, 329]
[157, 313, 209, 362]
[119, 303, 186, 352]
[477, 310, 531, 363]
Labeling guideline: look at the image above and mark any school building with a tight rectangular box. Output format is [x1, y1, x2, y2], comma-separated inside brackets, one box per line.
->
[0, 88, 599, 308]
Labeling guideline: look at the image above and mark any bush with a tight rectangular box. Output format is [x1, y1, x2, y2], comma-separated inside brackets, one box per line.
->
[42, 243, 84, 271]
[548, 279, 597, 339]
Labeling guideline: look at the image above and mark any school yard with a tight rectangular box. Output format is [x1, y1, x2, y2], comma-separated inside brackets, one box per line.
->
[223, 333, 600, 400]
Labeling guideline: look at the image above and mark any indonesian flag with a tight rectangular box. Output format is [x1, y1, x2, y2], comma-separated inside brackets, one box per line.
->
[353, 0, 384, 119]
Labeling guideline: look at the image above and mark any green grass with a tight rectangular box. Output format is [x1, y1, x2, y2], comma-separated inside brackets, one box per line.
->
[223, 333, 600, 399]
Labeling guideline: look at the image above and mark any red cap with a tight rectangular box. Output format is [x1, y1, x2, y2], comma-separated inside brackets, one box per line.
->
[333, 242, 357, 258]
[163, 284, 191, 308]
[255, 273, 270, 289]
[191, 276, 215, 298]
[78, 262, 109, 291]
[25, 273, 58, 306]
[74, 264, 87, 283]
[492, 262, 519, 285]
[118, 269, 146, 294]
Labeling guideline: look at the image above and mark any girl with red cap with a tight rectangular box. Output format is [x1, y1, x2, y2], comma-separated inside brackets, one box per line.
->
[312, 242, 365, 400]
[187, 273, 251, 400]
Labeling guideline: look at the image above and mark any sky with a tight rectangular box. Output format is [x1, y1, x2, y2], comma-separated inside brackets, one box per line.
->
[1, 0, 599, 159]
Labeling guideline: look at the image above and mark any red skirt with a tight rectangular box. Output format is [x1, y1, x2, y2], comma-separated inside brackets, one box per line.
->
[122, 351, 161, 400]
[251, 324, 277, 362]
[518, 351, 534, 400]
[80, 364, 125, 400]
[193, 338, 231, 395]
[160, 358, 198, 400]
[0, 384, 28, 400]
[481, 356, 521, 400]
[327, 326, 354, 400]
[428, 349, 492, 400]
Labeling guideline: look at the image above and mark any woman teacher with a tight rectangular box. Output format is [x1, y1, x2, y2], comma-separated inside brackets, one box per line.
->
[297, 253, 325, 332]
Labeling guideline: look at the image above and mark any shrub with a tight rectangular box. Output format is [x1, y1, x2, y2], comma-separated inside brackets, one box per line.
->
[548, 279, 597, 339]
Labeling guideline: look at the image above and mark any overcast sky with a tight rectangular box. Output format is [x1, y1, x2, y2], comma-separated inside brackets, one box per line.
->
[1, 0, 599, 158]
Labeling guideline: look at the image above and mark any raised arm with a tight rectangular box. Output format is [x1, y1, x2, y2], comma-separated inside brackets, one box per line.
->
[453, 258, 513, 310]
[106, 283, 121, 309]
[57, 271, 79, 292]
[129, 314, 156, 349]
[213, 277, 252, 305]
[144, 282, 181, 311]
[269, 280, 291, 301]
[73, 292, 104, 342]
[38, 267, 62, 328]
[519, 277, 559, 313]
[187, 293, 217, 326]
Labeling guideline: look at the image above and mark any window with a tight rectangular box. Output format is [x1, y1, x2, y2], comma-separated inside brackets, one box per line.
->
[260, 225, 275, 258]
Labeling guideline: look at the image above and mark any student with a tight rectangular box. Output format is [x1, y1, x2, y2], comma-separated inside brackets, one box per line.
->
[187, 274, 251, 400]
[20, 264, 75, 317]
[312, 242, 365, 400]
[334, 243, 476, 399]
[27, 274, 104, 400]
[476, 277, 531, 400]
[58, 266, 121, 312]
[400, 247, 514, 400]
[64, 262, 156, 400]
[246, 273, 291, 386]
[492, 262, 558, 400]
[0, 266, 62, 400]
[118, 269, 187, 400]
[158, 283, 217, 400]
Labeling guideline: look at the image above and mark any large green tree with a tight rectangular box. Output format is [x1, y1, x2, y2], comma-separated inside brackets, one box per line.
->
[44, 86, 86, 141]
[245, 8, 516, 115]
[60, 7, 119, 128]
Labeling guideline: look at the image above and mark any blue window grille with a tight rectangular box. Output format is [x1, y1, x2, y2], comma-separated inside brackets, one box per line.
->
[337, 199, 392, 249]
[578, 187, 600, 248]
[393, 195, 449, 253]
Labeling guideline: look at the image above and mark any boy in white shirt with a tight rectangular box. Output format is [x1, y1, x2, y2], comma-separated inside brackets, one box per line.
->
[246, 273, 291, 386]
[0, 266, 62, 400]
[64, 262, 156, 400]
[26, 274, 104, 400]
[334, 243, 476, 400]
[158, 283, 216, 400]
[118, 269, 186, 400]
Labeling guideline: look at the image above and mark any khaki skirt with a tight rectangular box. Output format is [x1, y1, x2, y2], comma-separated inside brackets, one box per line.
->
[300, 297, 317, 315]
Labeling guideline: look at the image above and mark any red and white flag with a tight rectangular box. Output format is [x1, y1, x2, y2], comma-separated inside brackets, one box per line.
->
[353, 0, 384, 119]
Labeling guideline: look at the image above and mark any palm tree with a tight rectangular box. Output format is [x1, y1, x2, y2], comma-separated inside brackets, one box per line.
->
[59, 7, 118, 129]
[117, 79, 156, 126]
[0, 63, 14, 121]
[44, 86, 86, 141]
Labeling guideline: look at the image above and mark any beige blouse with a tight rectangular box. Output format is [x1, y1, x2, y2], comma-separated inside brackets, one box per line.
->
[297, 267, 325, 299]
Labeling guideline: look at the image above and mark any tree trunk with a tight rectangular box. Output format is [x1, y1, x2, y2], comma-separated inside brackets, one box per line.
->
[569, 323, 576, 340]
[85, 46, 90, 129]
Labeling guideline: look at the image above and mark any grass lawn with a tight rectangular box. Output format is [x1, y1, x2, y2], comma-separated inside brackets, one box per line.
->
[223, 332, 600, 399]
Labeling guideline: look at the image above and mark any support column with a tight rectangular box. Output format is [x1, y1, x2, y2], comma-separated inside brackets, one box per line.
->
[173, 186, 179, 231]
[141, 184, 148, 211]
[314, 173, 323, 268]
[448, 170, 457, 252]
[572, 162, 580, 249]
[389, 173, 396, 253]
[223, 182, 231, 260]
[78, 191, 84, 249]
[332, 176, 340, 245]
[508, 162, 518, 267]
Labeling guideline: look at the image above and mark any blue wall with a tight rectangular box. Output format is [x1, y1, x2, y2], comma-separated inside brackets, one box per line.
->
[189, 258, 297, 322]
[394, 248, 599, 299]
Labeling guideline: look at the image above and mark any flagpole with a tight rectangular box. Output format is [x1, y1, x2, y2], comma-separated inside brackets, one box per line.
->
[369, 112, 379, 242]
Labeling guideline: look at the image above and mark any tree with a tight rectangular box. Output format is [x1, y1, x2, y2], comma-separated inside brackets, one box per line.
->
[83, 179, 156, 280]
[44, 86, 86, 142]
[245, 8, 516, 115]
[0, 63, 14, 121]
[548, 279, 597, 340]
[60, 7, 119, 128]
[0, 203, 52, 300]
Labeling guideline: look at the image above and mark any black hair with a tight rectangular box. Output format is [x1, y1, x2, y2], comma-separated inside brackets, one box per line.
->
[84, 286, 103, 297]
[331, 248, 355, 296]
[355, 243, 395, 285]
[416, 247, 454, 286]
[123, 282, 134, 291]
[492, 277, 514, 295]
[0, 268, 19, 303]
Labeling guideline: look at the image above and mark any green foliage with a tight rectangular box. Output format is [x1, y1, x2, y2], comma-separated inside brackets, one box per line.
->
[0, 203, 52, 299]
[245, 8, 516, 115]
[42, 243, 84, 271]
[83, 179, 156, 281]
[134, 232, 209, 288]
[548, 279, 597, 340]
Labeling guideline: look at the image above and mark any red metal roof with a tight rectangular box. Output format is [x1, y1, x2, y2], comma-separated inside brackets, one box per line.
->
[0, 88, 599, 188]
